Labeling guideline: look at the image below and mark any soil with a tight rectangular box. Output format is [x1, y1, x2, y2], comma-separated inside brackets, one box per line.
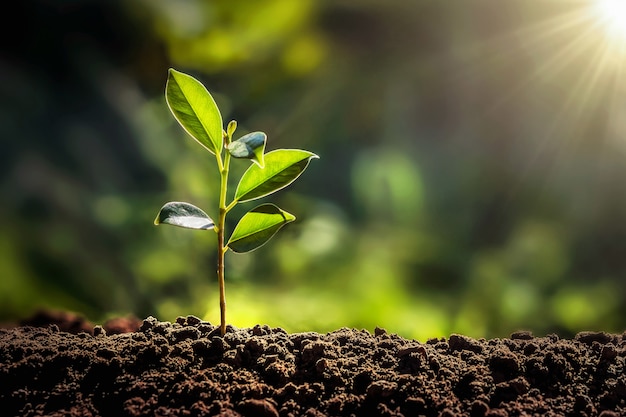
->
[1, 312, 624, 416]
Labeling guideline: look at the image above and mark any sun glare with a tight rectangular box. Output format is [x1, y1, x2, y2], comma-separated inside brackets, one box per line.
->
[593, 0, 626, 42]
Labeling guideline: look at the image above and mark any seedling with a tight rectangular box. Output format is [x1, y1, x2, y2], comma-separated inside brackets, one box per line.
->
[154, 69, 318, 336]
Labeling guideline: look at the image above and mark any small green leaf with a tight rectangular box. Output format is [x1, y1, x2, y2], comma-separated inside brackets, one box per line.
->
[166, 68, 223, 155]
[227, 120, 237, 138]
[235, 149, 319, 202]
[227, 131, 267, 167]
[154, 201, 215, 230]
[227, 204, 295, 253]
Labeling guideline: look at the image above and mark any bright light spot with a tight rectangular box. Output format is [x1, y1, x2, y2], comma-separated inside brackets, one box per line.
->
[594, 0, 626, 42]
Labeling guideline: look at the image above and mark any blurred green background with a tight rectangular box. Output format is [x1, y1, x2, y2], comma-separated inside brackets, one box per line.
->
[2, 0, 625, 340]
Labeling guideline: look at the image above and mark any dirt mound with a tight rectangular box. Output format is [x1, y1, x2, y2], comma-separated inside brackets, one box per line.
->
[0, 315, 624, 416]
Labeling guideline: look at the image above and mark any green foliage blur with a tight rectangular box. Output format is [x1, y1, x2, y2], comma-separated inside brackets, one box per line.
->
[2, 0, 625, 340]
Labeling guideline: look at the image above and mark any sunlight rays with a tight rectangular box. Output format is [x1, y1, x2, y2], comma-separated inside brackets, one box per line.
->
[511, 1, 626, 205]
[471, 2, 626, 148]
[593, 0, 626, 44]
[448, 3, 626, 124]
[442, 1, 626, 207]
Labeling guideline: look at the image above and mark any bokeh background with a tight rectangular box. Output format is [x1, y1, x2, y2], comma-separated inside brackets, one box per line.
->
[2, 0, 626, 340]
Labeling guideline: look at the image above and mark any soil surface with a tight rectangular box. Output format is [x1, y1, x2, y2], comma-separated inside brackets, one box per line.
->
[1, 312, 624, 417]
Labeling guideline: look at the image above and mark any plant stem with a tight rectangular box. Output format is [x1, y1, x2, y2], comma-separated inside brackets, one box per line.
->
[217, 148, 231, 336]
[217, 214, 226, 336]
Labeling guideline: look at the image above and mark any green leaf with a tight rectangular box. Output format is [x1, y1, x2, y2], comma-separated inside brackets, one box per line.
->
[154, 201, 215, 230]
[227, 204, 295, 253]
[165, 68, 223, 155]
[227, 131, 267, 167]
[227, 120, 237, 138]
[234, 149, 319, 202]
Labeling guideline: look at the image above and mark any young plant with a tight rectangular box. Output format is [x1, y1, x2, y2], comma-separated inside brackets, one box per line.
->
[154, 69, 318, 336]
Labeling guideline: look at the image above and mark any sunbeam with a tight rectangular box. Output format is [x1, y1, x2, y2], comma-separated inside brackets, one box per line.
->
[593, 0, 626, 43]
[441, 1, 626, 214]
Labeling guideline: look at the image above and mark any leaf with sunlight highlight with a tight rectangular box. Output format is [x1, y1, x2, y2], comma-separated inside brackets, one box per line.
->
[227, 204, 295, 253]
[166, 68, 223, 155]
[235, 149, 319, 202]
[154, 201, 215, 230]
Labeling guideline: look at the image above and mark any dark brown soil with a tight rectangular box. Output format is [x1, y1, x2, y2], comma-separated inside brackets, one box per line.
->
[1, 313, 624, 417]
